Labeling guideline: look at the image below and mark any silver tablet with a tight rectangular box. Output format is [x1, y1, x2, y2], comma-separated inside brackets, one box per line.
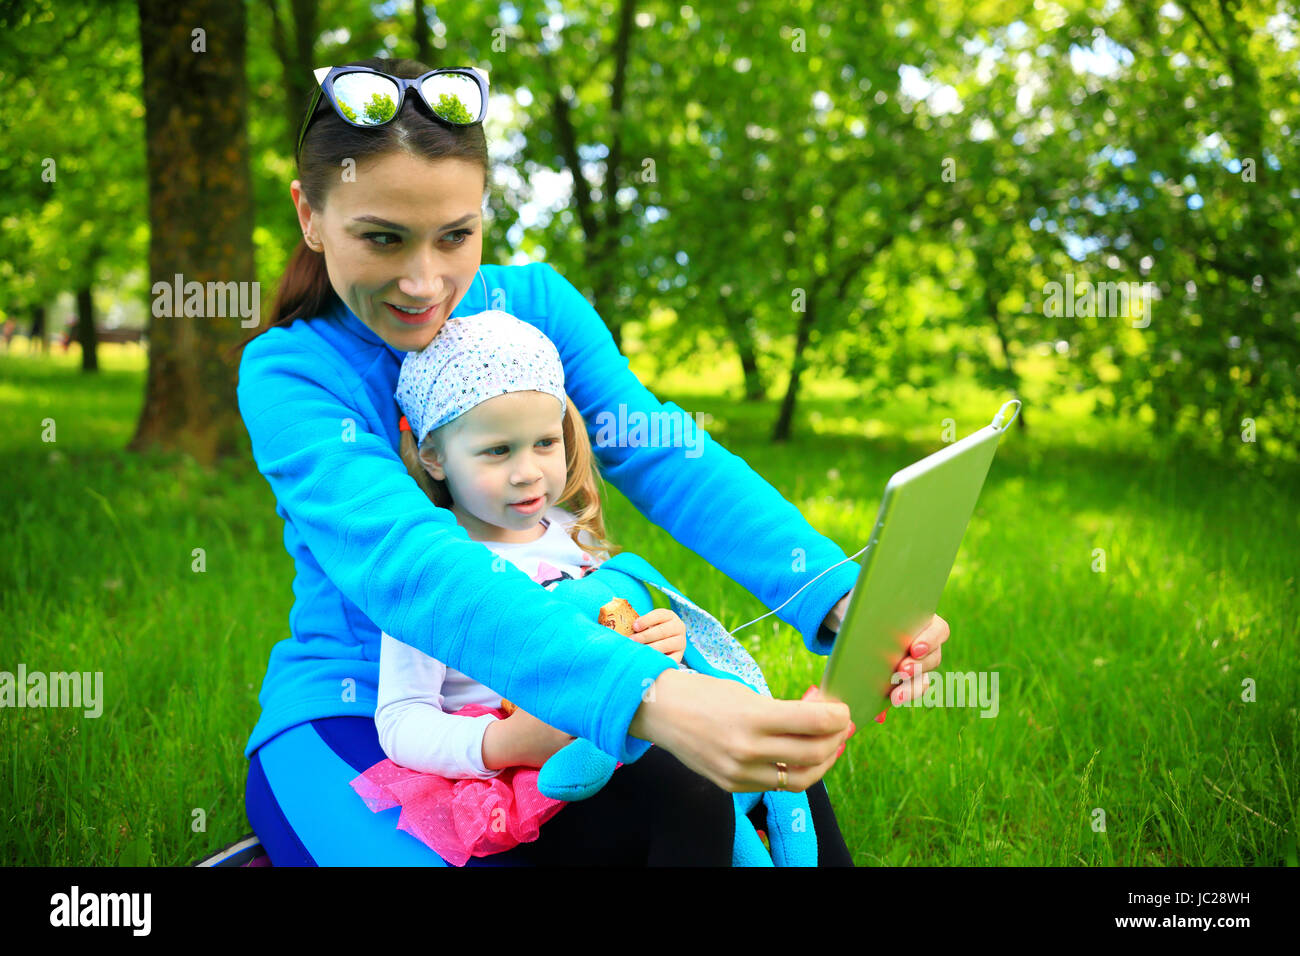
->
[819, 401, 1020, 720]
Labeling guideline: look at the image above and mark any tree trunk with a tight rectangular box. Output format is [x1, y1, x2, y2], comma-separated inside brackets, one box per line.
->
[31, 305, 47, 354]
[978, 250, 1027, 433]
[413, 0, 431, 65]
[772, 296, 817, 443]
[537, 0, 634, 357]
[131, 0, 255, 464]
[76, 284, 99, 372]
[720, 305, 766, 401]
[738, 340, 764, 402]
[591, 0, 635, 358]
[265, 0, 318, 150]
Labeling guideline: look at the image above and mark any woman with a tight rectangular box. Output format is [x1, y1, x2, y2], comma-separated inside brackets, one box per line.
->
[229, 55, 950, 865]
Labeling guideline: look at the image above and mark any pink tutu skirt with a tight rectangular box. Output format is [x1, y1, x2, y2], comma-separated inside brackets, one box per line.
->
[348, 704, 570, 866]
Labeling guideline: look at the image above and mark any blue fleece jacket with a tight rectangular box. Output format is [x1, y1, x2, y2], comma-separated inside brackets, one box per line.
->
[235, 261, 860, 761]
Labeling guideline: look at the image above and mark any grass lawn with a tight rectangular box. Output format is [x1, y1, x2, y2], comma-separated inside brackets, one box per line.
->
[2, 337, 1297, 866]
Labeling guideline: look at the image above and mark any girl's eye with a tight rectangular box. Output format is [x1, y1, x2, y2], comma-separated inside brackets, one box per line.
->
[363, 229, 474, 248]
[485, 439, 557, 456]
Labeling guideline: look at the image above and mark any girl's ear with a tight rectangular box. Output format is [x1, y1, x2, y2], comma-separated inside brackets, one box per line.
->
[418, 444, 446, 481]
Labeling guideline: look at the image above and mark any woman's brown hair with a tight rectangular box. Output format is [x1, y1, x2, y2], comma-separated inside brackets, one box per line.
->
[224, 55, 489, 365]
[398, 394, 624, 560]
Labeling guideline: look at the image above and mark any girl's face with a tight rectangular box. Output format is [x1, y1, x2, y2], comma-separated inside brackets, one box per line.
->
[291, 152, 485, 353]
[419, 391, 568, 544]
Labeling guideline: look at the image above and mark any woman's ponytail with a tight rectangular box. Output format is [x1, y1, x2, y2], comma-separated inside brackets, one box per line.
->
[224, 238, 339, 366]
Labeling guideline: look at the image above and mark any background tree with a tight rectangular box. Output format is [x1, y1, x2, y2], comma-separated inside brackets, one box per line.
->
[130, 0, 254, 462]
[0, 0, 147, 370]
[954, 1, 1299, 459]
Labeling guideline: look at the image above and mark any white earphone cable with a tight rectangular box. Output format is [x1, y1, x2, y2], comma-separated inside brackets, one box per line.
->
[727, 403, 1019, 637]
[727, 542, 872, 636]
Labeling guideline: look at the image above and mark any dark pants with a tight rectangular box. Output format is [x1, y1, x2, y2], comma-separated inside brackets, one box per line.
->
[502, 742, 855, 866]
[246, 715, 854, 866]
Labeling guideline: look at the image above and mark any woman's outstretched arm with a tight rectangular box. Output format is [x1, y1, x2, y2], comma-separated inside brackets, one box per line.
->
[529, 263, 859, 656]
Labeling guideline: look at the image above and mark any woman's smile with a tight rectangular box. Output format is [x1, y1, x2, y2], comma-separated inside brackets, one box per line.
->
[384, 300, 444, 326]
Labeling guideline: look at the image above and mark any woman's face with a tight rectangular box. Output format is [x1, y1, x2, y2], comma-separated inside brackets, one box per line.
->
[292, 152, 485, 352]
[418, 391, 568, 544]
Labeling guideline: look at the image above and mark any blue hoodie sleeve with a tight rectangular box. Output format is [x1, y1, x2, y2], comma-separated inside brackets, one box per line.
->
[531, 263, 860, 655]
[236, 333, 676, 762]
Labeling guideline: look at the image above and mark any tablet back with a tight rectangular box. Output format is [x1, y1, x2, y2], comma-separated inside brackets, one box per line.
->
[820, 418, 1010, 719]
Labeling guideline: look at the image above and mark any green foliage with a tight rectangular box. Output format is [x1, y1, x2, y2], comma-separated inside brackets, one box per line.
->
[0, 0, 147, 312]
[361, 91, 396, 124]
[3, 0, 1294, 459]
[432, 93, 473, 125]
[934, 1, 1299, 460]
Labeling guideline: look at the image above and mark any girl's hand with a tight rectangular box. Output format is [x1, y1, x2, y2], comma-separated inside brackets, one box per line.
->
[481, 705, 576, 770]
[631, 608, 686, 664]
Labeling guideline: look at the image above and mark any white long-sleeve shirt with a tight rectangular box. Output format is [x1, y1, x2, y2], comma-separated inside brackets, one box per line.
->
[375, 506, 606, 778]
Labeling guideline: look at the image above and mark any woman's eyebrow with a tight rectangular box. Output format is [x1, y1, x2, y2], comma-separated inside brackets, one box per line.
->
[351, 212, 480, 231]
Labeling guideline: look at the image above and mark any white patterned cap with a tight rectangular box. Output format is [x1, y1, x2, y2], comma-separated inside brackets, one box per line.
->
[395, 310, 566, 447]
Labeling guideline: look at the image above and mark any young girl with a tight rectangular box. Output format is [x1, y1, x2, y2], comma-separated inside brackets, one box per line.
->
[350, 309, 852, 865]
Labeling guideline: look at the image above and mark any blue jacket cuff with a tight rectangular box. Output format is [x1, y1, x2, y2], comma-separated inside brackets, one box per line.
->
[796, 559, 861, 655]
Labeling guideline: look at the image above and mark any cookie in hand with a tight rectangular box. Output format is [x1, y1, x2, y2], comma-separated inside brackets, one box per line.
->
[598, 597, 638, 636]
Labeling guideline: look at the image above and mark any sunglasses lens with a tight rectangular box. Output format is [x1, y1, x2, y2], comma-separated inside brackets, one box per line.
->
[420, 72, 483, 125]
[331, 72, 402, 126]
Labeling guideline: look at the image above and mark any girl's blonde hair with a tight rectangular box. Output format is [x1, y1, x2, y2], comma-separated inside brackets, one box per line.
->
[398, 393, 624, 561]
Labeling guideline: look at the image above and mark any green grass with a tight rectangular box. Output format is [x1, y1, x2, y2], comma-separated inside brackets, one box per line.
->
[2, 338, 1297, 866]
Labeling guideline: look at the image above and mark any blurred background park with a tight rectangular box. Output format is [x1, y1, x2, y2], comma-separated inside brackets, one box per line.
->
[1, 0, 1297, 867]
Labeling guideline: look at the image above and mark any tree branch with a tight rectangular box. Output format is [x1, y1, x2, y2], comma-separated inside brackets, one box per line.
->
[538, 51, 599, 243]
[1178, 1, 1226, 58]
[601, 0, 636, 242]
[264, 0, 290, 67]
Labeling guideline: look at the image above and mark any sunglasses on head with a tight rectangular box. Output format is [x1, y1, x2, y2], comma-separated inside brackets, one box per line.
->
[296, 65, 489, 164]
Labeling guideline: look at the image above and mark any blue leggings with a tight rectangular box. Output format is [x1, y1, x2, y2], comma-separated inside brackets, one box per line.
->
[245, 716, 854, 866]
